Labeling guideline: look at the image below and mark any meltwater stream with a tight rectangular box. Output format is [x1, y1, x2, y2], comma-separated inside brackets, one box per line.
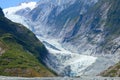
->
[37, 36, 97, 76]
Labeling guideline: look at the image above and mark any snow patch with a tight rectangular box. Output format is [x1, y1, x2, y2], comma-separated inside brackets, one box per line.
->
[3, 2, 36, 14]
[3, 2, 36, 29]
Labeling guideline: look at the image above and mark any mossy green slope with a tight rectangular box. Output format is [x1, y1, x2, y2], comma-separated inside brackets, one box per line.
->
[100, 62, 120, 77]
[0, 8, 55, 77]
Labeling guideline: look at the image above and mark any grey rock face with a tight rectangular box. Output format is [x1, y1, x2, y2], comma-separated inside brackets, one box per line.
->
[19, 0, 120, 58]
[3, 0, 120, 77]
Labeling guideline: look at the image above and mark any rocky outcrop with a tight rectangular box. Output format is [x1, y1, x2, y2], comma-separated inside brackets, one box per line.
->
[0, 8, 4, 17]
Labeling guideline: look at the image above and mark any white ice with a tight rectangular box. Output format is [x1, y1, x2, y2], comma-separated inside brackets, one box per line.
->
[3, 2, 37, 29]
[3, 2, 97, 76]
[37, 36, 97, 76]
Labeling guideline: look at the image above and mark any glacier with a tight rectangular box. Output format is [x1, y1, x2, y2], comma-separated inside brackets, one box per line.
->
[3, 1, 98, 76]
[3, 2, 37, 29]
[3, 0, 118, 77]
[37, 36, 97, 76]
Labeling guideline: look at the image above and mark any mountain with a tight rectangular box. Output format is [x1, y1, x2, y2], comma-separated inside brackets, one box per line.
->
[0, 8, 55, 77]
[100, 62, 120, 77]
[3, 0, 120, 77]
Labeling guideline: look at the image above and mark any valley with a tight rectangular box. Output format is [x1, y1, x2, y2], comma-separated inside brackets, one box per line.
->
[1, 0, 120, 77]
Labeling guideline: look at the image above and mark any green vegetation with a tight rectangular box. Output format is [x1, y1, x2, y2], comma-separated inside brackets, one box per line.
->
[0, 8, 55, 77]
[0, 34, 54, 77]
[100, 62, 120, 77]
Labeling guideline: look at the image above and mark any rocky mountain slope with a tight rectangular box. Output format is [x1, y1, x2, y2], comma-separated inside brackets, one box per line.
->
[0, 8, 55, 77]
[12, 0, 120, 57]
[3, 0, 120, 77]
[100, 62, 120, 77]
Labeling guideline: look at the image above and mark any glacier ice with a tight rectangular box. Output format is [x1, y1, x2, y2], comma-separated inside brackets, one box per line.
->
[3, 0, 117, 77]
[37, 36, 97, 76]
[3, 4, 98, 75]
[3, 2, 37, 29]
